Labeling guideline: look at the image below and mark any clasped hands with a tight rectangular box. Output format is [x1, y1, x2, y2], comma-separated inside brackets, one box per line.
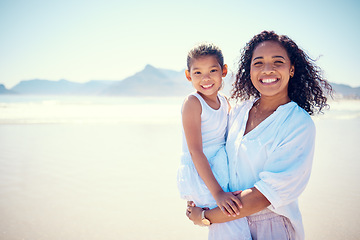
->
[186, 190, 242, 226]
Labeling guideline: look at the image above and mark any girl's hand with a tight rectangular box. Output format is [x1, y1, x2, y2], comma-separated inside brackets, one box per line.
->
[232, 190, 243, 196]
[214, 191, 242, 217]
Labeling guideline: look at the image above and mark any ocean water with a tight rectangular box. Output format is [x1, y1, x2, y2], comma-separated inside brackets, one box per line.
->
[0, 95, 359, 239]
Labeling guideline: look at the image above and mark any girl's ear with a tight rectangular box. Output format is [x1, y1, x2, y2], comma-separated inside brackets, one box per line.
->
[185, 70, 192, 81]
[222, 64, 228, 77]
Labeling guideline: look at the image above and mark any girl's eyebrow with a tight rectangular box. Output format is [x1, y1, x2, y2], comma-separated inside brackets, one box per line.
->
[192, 65, 219, 70]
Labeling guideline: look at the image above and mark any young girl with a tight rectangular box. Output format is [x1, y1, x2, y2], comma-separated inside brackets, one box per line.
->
[177, 43, 251, 240]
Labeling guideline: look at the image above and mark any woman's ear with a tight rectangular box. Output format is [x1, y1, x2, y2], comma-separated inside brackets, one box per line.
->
[185, 70, 192, 81]
[222, 64, 228, 77]
[290, 65, 295, 77]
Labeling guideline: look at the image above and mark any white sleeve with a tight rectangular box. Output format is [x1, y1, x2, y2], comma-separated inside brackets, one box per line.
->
[254, 114, 316, 209]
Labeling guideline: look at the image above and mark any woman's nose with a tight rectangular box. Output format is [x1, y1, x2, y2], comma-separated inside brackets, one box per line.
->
[263, 63, 274, 73]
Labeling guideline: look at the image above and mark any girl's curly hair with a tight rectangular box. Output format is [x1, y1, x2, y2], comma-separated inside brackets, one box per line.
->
[231, 31, 333, 115]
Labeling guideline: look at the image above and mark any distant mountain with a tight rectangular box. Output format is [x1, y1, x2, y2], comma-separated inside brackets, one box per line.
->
[101, 64, 192, 96]
[11, 79, 82, 95]
[73, 80, 116, 95]
[2, 65, 359, 98]
[0, 84, 15, 94]
[331, 83, 360, 99]
[9, 79, 117, 95]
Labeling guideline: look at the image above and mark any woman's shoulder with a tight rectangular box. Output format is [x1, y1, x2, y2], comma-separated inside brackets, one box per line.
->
[288, 102, 314, 125]
[231, 100, 254, 114]
[228, 100, 254, 125]
[282, 102, 315, 133]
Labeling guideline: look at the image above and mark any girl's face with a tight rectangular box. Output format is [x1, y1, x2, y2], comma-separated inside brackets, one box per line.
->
[250, 41, 294, 100]
[185, 56, 227, 99]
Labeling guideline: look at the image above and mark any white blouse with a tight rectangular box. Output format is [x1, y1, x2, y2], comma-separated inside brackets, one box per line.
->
[226, 100, 315, 240]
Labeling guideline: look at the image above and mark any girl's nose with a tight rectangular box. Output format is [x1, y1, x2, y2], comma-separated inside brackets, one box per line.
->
[202, 73, 210, 81]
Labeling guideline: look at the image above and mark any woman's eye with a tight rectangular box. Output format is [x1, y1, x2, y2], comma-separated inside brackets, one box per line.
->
[275, 61, 284, 64]
[253, 62, 262, 66]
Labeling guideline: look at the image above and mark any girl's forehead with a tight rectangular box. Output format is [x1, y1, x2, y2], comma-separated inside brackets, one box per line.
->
[190, 56, 220, 67]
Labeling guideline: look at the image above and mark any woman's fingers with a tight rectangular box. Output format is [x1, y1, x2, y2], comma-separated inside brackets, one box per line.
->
[186, 206, 191, 219]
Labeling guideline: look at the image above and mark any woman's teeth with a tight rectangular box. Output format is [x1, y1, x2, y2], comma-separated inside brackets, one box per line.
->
[261, 78, 277, 83]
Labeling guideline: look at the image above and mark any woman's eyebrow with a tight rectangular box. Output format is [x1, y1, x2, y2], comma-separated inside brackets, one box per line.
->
[273, 55, 285, 59]
[253, 55, 286, 61]
[252, 56, 263, 61]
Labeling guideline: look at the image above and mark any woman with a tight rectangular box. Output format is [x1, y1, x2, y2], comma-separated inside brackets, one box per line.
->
[186, 31, 332, 240]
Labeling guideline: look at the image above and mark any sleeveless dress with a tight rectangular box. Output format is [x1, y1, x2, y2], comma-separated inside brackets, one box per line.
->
[177, 92, 251, 240]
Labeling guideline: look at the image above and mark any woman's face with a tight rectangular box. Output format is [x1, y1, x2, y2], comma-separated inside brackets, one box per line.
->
[250, 41, 294, 99]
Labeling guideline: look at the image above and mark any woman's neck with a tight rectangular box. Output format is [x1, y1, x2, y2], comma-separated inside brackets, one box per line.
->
[256, 95, 291, 112]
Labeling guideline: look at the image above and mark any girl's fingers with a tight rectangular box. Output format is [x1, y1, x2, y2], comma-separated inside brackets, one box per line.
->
[232, 196, 243, 209]
[228, 200, 240, 215]
[232, 190, 242, 195]
[223, 203, 236, 217]
[220, 206, 228, 215]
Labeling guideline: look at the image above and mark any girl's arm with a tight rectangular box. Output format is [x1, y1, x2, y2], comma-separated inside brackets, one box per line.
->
[182, 95, 242, 216]
[187, 187, 271, 224]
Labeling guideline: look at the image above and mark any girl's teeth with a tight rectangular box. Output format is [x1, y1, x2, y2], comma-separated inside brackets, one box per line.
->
[202, 84, 213, 88]
[262, 78, 277, 83]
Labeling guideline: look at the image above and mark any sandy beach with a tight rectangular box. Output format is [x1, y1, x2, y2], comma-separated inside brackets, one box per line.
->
[0, 96, 359, 239]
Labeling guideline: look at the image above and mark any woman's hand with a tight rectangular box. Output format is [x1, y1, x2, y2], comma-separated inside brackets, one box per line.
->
[186, 201, 206, 226]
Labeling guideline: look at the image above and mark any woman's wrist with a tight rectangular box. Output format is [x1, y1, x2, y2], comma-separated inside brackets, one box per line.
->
[201, 210, 211, 226]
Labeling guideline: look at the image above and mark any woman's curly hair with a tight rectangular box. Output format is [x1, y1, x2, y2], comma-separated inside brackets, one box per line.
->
[231, 31, 333, 115]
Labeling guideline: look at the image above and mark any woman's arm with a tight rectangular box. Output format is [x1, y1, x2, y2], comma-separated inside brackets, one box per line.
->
[187, 187, 270, 225]
[182, 96, 242, 215]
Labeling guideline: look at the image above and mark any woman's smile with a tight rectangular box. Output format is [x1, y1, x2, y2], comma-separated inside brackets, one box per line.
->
[260, 77, 279, 84]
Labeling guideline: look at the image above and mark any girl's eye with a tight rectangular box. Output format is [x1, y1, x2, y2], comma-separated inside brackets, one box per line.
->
[194, 71, 201, 75]
[210, 69, 218, 73]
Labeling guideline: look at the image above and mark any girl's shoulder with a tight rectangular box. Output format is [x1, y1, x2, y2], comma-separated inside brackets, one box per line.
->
[181, 93, 202, 114]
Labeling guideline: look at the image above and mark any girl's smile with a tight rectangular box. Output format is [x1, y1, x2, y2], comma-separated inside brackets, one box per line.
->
[202, 83, 215, 89]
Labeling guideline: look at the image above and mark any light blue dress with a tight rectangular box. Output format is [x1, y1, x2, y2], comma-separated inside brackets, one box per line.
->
[177, 92, 251, 240]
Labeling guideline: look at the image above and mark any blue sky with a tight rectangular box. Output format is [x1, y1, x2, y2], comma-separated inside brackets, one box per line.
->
[0, 0, 359, 88]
